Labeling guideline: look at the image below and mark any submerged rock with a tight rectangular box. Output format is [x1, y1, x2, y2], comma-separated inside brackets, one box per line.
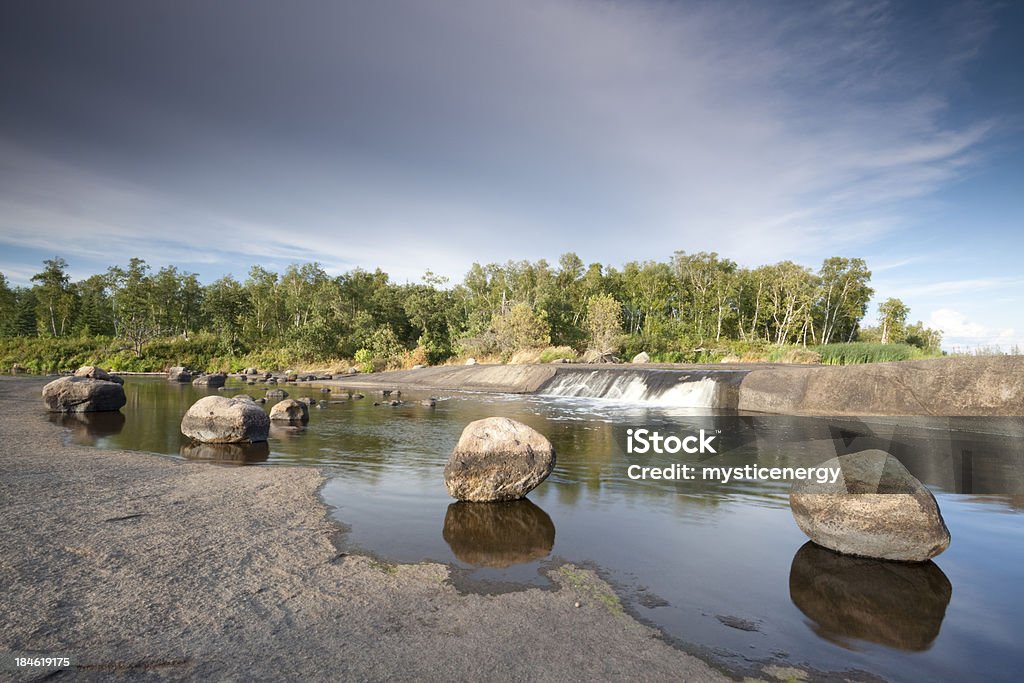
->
[42, 376, 126, 413]
[192, 373, 227, 388]
[790, 449, 951, 562]
[74, 365, 124, 384]
[181, 395, 269, 443]
[444, 417, 556, 502]
[167, 366, 192, 382]
[270, 398, 309, 423]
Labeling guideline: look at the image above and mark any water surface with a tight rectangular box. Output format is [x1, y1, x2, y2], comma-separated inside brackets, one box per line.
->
[70, 377, 1024, 682]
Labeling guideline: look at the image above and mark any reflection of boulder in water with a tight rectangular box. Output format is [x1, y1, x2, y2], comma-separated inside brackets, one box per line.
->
[443, 500, 555, 568]
[180, 441, 270, 465]
[789, 541, 951, 651]
[269, 423, 307, 440]
[50, 410, 127, 444]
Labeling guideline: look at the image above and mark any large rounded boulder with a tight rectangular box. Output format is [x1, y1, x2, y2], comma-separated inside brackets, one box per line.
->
[790, 449, 950, 562]
[444, 417, 555, 502]
[269, 398, 309, 423]
[42, 376, 127, 413]
[180, 395, 269, 444]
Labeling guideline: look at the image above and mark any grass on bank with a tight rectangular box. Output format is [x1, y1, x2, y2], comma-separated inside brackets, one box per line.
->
[0, 334, 950, 375]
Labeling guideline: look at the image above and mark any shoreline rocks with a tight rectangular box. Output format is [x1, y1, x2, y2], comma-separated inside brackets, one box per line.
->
[181, 395, 270, 444]
[192, 373, 227, 388]
[42, 375, 127, 413]
[444, 417, 556, 502]
[270, 399, 309, 423]
[167, 366, 192, 382]
[790, 450, 951, 562]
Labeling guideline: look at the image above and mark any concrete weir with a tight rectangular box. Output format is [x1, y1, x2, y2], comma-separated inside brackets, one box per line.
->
[329, 356, 1024, 417]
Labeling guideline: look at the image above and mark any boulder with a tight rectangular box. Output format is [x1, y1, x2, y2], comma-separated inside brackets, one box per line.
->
[42, 376, 127, 413]
[192, 373, 227, 388]
[266, 388, 289, 399]
[582, 349, 618, 363]
[790, 450, 951, 562]
[444, 417, 556, 502]
[269, 398, 309, 422]
[167, 366, 192, 382]
[74, 365, 124, 384]
[631, 351, 651, 364]
[421, 398, 437, 407]
[465, 358, 477, 366]
[180, 395, 270, 443]
[244, 367, 259, 375]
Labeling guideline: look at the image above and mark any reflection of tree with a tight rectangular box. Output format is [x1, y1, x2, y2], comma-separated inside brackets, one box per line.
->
[789, 541, 951, 651]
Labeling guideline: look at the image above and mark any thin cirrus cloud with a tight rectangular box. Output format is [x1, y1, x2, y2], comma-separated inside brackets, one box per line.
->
[0, 0, 1007, 290]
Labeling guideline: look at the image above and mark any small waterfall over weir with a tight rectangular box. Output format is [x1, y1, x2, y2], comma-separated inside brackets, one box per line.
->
[538, 369, 740, 408]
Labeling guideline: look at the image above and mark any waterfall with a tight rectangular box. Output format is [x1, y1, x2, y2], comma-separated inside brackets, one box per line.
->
[538, 369, 721, 408]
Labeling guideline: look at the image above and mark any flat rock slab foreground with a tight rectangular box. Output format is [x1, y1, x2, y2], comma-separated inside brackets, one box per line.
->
[0, 378, 727, 682]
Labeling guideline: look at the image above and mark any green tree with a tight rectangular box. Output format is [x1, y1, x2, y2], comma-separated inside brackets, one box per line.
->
[31, 258, 77, 337]
[0, 273, 16, 336]
[878, 297, 910, 344]
[491, 303, 550, 358]
[586, 293, 623, 355]
[816, 257, 873, 344]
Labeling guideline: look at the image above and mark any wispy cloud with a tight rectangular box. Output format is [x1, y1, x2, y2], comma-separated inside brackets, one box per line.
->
[0, 0, 1003, 278]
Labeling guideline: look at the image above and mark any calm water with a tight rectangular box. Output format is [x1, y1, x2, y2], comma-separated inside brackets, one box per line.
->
[62, 377, 1024, 682]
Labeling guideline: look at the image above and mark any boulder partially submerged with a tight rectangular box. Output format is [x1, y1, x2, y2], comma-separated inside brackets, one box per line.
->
[192, 373, 227, 388]
[790, 449, 951, 562]
[74, 365, 124, 384]
[167, 366, 192, 382]
[181, 395, 269, 444]
[42, 375, 126, 413]
[269, 398, 309, 423]
[444, 417, 556, 502]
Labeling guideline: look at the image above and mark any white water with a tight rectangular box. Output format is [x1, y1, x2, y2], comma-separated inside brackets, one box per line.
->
[539, 371, 719, 408]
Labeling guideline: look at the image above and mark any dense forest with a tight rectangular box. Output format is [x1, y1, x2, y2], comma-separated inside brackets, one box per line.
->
[0, 252, 943, 373]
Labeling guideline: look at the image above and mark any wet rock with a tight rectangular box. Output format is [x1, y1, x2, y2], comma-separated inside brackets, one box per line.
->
[442, 500, 555, 568]
[716, 615, 759, 632]
[270, 398, 310, 423]
[789, 541, 951, 650]
[320, 387, 331, 393]
[167, 366, 192, 382]
[351, 393, 364, 400]
[421, 398, 437, 408]
[193, 373, 227, 388]
[444, 417, 556, 502]
[180, 395, 270, 443]
[631, 352, 651, 364]
[298, 397, 314, 406]
[266, 388, 289, 399]
[790, 449, 951, 561]
[42, 376, 127, 413]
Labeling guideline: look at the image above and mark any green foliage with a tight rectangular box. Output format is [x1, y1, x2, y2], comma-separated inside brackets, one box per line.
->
[538, 346, 578, 363]
[354, 348, 374, 373]
[0, 251, 951, 372]
[815, 342, 936, 365]
[585, 293, 623, 354]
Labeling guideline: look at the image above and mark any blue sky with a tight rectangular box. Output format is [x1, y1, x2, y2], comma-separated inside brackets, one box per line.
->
[0, 0, 1021, 350]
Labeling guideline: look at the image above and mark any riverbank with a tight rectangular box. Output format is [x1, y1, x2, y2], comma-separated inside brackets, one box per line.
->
[328, 357, 1024, 416]
[0, 377, 732, 682]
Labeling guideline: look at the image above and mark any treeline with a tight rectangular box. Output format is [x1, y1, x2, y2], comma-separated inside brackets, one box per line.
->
[0, 252, 941, 372]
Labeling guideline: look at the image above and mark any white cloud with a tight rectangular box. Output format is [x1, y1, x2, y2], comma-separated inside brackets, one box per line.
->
[929, 308, 1021, 352]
